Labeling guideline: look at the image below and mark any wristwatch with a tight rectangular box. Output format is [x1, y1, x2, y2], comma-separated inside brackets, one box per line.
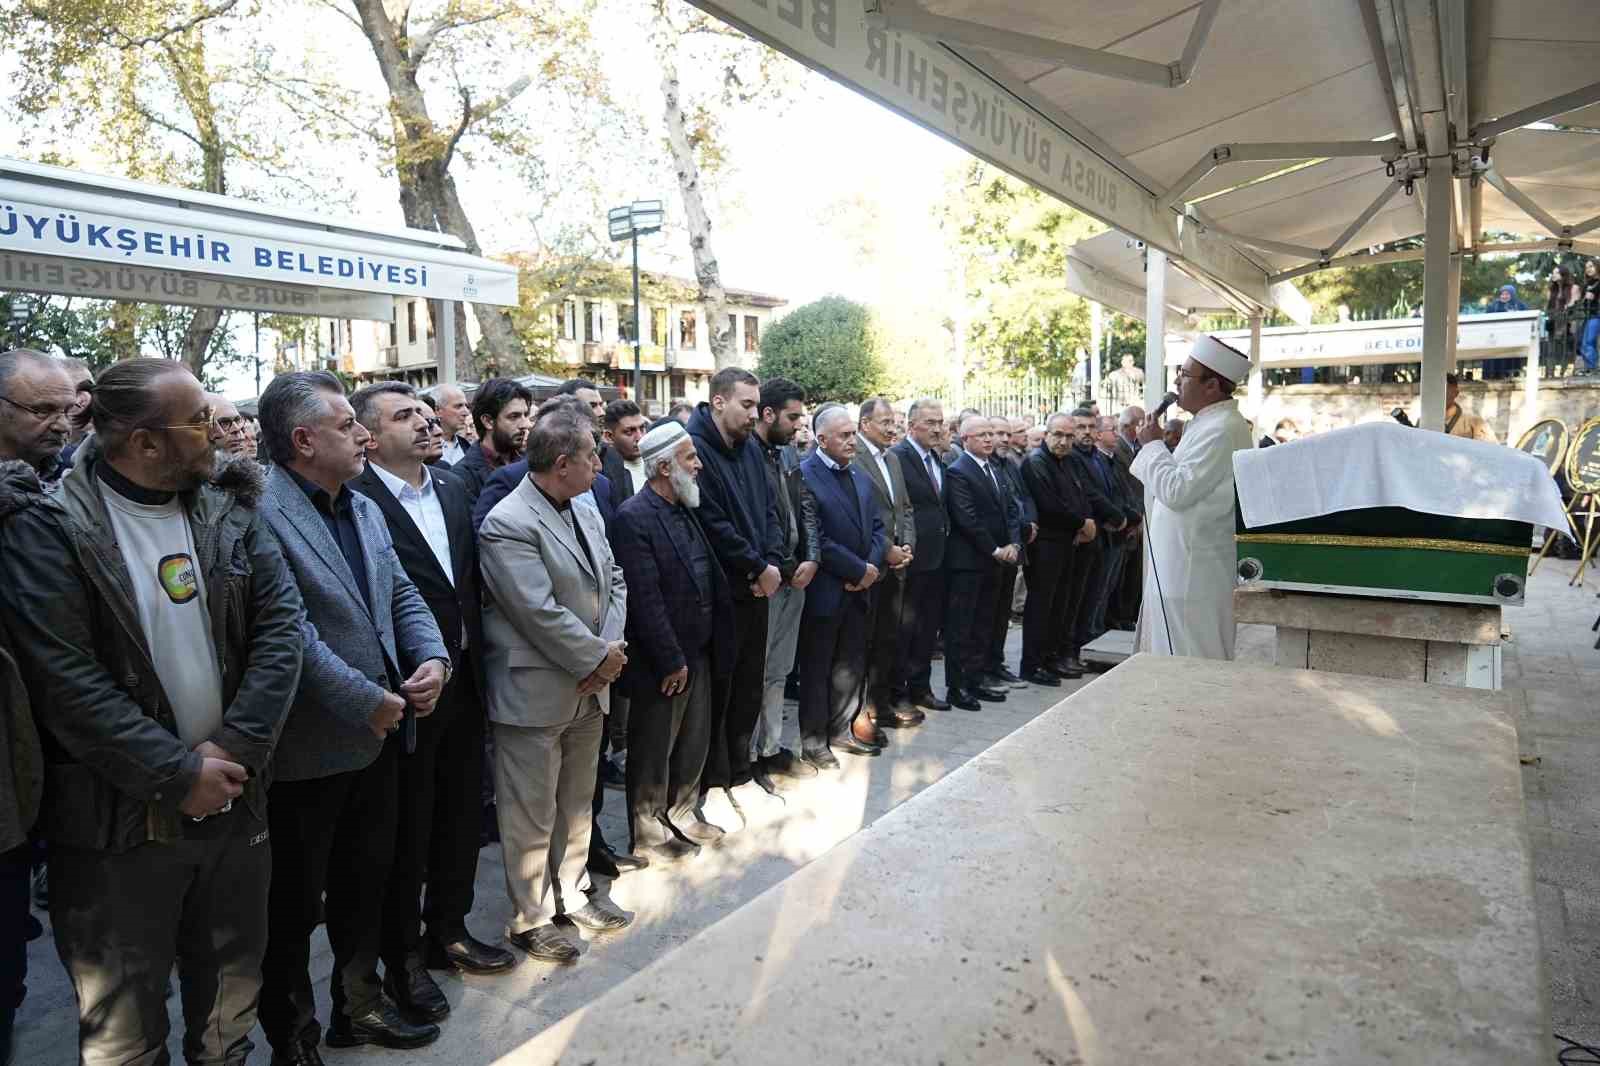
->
[430, 656, 454, 686]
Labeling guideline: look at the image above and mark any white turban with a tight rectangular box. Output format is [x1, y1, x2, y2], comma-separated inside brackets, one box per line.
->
[640, 420, 688, 472]
[1191, 335, 1252, 383]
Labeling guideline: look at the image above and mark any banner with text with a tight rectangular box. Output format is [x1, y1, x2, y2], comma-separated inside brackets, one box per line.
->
[0, 193, 518, 307]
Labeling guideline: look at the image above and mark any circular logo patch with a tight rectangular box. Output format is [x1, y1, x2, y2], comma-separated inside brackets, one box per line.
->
[158, 554, 199, 605]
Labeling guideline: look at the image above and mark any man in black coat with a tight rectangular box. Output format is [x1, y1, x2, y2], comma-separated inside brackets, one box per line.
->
[986, 415, 1037, 685]
[684, 369, 784, 798]
[1063, 408, 1130, 666]
[942, 413, 1020, 711]
[610, 421, 734, 861]
[889, 398, 952, 712]
[446, 378, 531, 511]
[600, 399, 647, 503]
[350, 383, 517, 1028]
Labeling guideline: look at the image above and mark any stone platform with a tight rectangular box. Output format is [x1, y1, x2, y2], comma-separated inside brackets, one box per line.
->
[512, 654, 1547, 1065]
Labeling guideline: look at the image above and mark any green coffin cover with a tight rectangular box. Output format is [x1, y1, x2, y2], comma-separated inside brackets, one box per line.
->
[1235, 505, 1532, 605]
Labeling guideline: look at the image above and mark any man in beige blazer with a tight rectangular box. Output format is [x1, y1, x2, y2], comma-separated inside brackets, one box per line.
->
[479, 410, 630, 963]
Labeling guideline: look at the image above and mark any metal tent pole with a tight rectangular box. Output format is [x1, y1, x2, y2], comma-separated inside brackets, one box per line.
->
[1090, 301, 1103, 407]
[1144, 247, 1168, 412]
[1419, 162, 1455, 431]
[436, 300, 458, 385]
[1247, 312, 1264, 428]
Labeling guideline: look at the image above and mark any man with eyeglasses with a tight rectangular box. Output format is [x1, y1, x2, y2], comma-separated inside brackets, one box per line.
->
[208, 394, 254, 460]
[0, 348, 77, 480]
[0, 358, 305, 1065]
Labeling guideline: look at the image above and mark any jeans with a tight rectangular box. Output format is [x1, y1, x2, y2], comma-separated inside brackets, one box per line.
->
[753, 584, 805, 760]
[1581, 316, 1599, 371]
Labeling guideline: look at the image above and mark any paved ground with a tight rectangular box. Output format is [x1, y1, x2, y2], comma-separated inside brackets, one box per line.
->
[15, 562, 1599, 1062]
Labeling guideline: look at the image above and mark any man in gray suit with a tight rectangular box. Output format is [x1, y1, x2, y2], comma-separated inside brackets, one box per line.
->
[479, 410, 630, 964]
[853, 397, 920, 734]
[255, 371, 452, 1061]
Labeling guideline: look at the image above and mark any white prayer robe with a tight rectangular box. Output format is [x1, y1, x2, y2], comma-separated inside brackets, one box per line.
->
[1130, 398, 1254, 660]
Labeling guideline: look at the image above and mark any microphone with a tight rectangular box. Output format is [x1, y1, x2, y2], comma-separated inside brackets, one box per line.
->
[1150, 391, 1179, 423]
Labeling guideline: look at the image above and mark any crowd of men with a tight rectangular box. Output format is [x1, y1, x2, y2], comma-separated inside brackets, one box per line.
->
[0, 350, 1152, 1065]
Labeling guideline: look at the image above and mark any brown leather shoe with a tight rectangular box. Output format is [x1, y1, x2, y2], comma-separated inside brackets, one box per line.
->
[874, 706, 926, 728]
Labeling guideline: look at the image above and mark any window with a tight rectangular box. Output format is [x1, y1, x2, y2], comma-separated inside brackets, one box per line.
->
[727, 314, 738, 346]
[406, 301, 417, 344]
[679, 310, 697, 349]
[619, 303, 638, 344]
[555, 302, 568, 340]
[426, 304, 435, 340]
[389, 318, 397, 347]
[644, 374, 660, 401]
[670, 371, 686, 399]
[652, 307, 669, 347]
[744, 315, 759, 353]
[583, 300, 598, 343]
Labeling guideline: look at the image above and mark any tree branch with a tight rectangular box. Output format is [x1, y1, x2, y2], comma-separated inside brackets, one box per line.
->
[98, 0, 241, 48]
[412, 7, 512, 65]
[443, 83, 471, 170]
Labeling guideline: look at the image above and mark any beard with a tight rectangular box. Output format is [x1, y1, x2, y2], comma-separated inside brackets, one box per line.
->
[670, 462, 700, 508]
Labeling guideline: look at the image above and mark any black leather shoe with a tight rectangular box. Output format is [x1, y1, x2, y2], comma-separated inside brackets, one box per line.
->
[1045, 658, 1084, 679]
[1021, 669, 1061, 687]
[425, 934, 517, 975]
[270, 1041, 326, 1066]
[802, 747, 840, 771]
[564, 897, 631, 933]
[752, 768, 781, 795]
[913, 690, 952, 711]
[765, 749, 818, 778]
[383, 961, 450, 1022]
[946, 688, 980, 712]
[831, 735, 881, 757]
[874, 706, 925, 728]
[989, 666, 1023, 685]
[325, 998, 440, 1050]
[509, 924, 579, 963]
[586, 843, 621, 879]
[970, 684, 1008, 702]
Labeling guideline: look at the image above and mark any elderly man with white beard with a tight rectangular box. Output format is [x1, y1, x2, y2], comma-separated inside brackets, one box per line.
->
[610, 421, 735, 862]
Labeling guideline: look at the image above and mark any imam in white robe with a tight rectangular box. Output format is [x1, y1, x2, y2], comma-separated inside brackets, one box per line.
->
[1130, 398, 1254, 660]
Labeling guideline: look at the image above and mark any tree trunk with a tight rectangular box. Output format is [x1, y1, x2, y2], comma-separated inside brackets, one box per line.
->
[167, 31, 227, 382]
[349, 0, 523, 382]
[651, 4, 735, 369]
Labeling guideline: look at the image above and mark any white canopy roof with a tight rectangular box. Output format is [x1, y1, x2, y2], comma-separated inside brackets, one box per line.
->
[691, 0, 1600, 293]
[0, 157, 519, 321]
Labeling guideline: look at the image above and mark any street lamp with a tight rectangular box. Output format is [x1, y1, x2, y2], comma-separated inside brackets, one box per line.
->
[7, 297, 31, 349]
[607, 200, 665, 403]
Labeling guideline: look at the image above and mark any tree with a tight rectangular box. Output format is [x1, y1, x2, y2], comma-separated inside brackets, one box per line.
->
[757, 296, 883, 404]
[941, 162, 1106, 379]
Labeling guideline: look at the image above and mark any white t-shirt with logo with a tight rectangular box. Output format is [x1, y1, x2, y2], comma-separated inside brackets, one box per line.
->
[101, 483, 224, 747]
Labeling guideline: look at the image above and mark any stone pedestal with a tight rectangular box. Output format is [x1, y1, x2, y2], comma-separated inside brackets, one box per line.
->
[1235, 587, 1504, 688]
[512, 655, 1546, 1065]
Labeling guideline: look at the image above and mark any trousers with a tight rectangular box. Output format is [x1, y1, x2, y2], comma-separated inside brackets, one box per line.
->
[627, 652, 713, 848]
[898, 569, 945, 694]
[796, 596, 871, 750]
[754, 584, 805, 759]
[54, 809, 270, 1065]
[703, 596, 768, 789]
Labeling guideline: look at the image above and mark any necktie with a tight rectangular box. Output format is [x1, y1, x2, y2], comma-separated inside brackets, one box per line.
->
[925, 452, 940, 492]
[986, 462, 1003, 500]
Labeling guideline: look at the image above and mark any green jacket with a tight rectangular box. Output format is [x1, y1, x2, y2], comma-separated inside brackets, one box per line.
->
[0, 445, 304, 852]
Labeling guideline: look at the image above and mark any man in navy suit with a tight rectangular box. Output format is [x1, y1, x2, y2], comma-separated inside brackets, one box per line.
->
[795, 406, 887, 768]
[942, 413, 1021, 711]
[610, 421, 734, 861]
[889, 399, 952, 712]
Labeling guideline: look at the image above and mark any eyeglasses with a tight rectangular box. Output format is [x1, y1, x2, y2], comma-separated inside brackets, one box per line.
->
[425, 417, 441, 429]
[215, 415, 245, 432]
[147, 408, 216, 434]
[0, 394, 74, 423]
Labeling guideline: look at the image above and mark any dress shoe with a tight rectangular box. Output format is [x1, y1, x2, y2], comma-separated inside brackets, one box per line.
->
[912, 690, 952, 711]
[509, 924, 579, 963]
[325, 997, 440, 1050]
[765, 749, 817, 778]
[425, 934, 517, 975]
[970, 684, 1008, 703]
[1064, 655, 1087, 673]
[638, 837, 699, 863]
[989, 665, 1024, 686]
[586, 846, 620, 879]
[383, 961, 450, 1022]
[1045, 658, 1083, 679]
[802, 746, 840, 771]
[831, 734, 881, 757]
[564, 897, 631, 933]
[1021, 669, 1061, 687]
[608, 847, 649, 873]
[875, 706, 925, 728]
[678, 818, 725, 846]
[946, 688, 981, 712]
[270, 1041, 326, 1066]
[853, 724, 888, 748]
[752, 768, 781, 795]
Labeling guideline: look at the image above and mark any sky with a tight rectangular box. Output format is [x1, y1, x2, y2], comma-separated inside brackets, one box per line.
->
[0, 0, 975, 397]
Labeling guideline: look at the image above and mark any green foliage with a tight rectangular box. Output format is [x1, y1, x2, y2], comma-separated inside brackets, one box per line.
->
[757, 296, 883, 404]
[1, 294, 247, 388]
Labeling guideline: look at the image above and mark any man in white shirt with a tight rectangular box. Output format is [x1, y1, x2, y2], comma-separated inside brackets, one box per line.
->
[1132, 336, 1256, 660]
[852, 398, 918, 734]
[350, 383, 517, 1024]
[431, 384, 473, 467]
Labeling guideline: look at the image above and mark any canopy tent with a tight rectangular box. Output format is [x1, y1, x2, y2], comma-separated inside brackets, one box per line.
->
[0, 157, 520, 383]
[1167, 310, 1541, 372]
[686, 0, 1600, 429]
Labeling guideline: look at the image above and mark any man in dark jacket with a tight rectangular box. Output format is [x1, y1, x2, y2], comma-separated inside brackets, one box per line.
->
[750, 378, 820, 791]
[1085, 414, 1141, 639]
[685, 369, 783, 803]
[0, 348, 70, 1062]
[446, 378, 531, 510]
[853, 397, 919, 735]
[601, 398, 646, 503]
[889, 398, 951, 712]
[257, 371, 451, 1059]
[943, 413, 1020, 710]
[986, 414, 1037, 685]
[350, 384, 516, 1028]
[0, 359, 304, 1066]
[610, 421, 734, 861]
[1065, 408, 1130, 664]
[796, 407, 886, 767]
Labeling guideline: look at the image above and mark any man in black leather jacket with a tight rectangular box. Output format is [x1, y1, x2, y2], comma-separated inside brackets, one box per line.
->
[0, 360, 304, 1066]
[751, 378, 821, 792]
